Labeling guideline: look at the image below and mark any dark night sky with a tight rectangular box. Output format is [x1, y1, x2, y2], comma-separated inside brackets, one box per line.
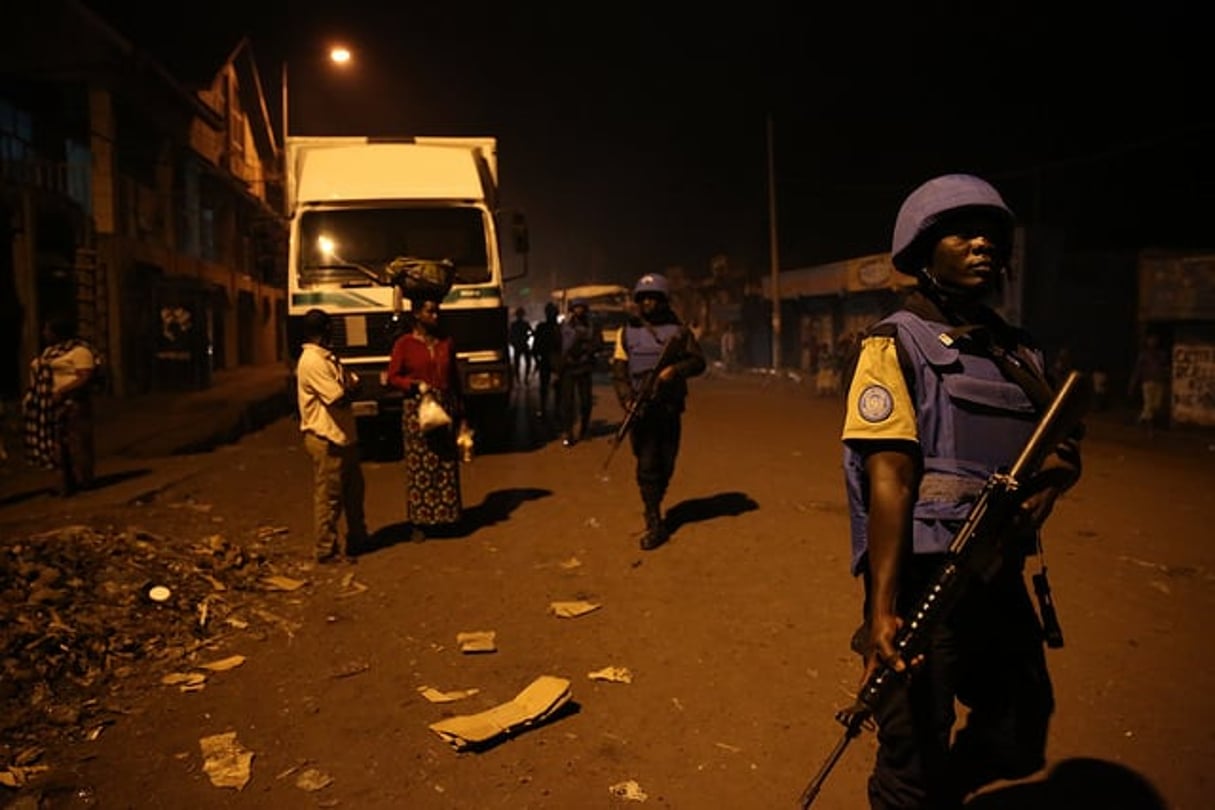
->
[82, 1, 1212, 291]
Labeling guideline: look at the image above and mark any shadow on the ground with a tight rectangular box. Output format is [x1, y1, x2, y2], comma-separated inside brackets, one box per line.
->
[360, 487, 552, 554]
[665, 491, 759, 535]
[0, 467, 151, 508]
[964, 758, 1166, 810]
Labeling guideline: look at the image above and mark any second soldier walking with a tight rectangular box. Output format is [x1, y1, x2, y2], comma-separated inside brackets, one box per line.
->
[611, 273, 706, 549]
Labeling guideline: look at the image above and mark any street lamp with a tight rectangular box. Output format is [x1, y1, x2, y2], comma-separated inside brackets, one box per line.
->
[281, 45, 355, 212]
[281, 44, 355, 145]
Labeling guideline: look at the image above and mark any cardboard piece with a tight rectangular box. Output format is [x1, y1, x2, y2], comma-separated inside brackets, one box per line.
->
[428, 675, 571, 751]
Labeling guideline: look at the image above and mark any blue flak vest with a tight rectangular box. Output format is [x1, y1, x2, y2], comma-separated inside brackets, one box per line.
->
[623, 322, 682, 390]
[844, 310, 1043, 575]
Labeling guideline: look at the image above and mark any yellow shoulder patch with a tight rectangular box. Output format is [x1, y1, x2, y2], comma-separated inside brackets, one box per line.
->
[841, 336, 917, 442]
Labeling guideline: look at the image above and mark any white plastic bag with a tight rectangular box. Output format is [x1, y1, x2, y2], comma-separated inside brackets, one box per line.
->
[417, 390, 452, 433]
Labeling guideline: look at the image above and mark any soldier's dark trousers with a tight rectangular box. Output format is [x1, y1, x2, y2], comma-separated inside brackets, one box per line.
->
[537, 363, 553, 415]
[867, 555, 1054, 810]
[559, 371, 593, 439]
[629, 407, 681, 511]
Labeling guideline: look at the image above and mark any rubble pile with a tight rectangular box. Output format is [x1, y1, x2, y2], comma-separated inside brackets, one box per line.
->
[0, 522, 299, 750]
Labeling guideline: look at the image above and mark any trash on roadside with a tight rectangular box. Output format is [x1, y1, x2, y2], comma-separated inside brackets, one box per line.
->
[144, 584, 172, 603]
[256, 526, 290, 540]
[199, 731, 253, 790]
[295, 767, 334, 792]
[608, 779, 648, 802]
[161, 672, 207, 692]
[260, 575, 307, 592]
[456, 631, 497, 653]
[558, 557, 582, 570]
[330, 661, 370, 679]
[0, 520, 314, 755]
[588, 666, 632, 684]
[0, 765, 50, 788]
[550, 600, 601, 618]
[200, 654, 246, 672]
[418, 685, 480, 703]
[428, 675, 572, 751]
[585, 516, 601, 529]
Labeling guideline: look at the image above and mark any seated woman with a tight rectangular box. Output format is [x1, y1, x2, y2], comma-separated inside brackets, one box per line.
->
[386, 295, 466, 538]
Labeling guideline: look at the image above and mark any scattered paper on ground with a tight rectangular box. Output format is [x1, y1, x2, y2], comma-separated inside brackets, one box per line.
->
[558, 557, 582, 570]
[0, 765, 50, 788]
[550, 600, 601, 618]
[588, 666, 633, 684]
[162, 672, 207, 692]
[418, 685, 481, 703]
[200, 654, 246, 672]
[330, 660, 370, 679]
[199, 731, 253, 790]
[608, 780, 648, 801]
[457, 631, 497, 653]
[296, 767, 334, 792]
[261, 575, 307, 592]
[428, 675, 571, 751]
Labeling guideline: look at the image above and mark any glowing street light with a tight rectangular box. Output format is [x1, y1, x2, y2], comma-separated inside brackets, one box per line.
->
[329, 46, 352, 65]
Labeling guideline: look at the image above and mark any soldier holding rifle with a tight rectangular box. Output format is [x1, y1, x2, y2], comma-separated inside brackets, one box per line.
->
[611, 273, 705, 550]
[838, 175, 1083, 809]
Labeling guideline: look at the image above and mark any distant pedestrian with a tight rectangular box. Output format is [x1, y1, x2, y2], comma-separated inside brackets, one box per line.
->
[611, 273, 706, 550]
[296, 309, 366, 563]
[23, 313, 102, 496]
[532, 301, 561, 419]
[720, 323, 738, 372]
[509, 307, 533, 386]
[1128, 332, 1170, 432]
[558, 298, 597, 446]
[387, 295, 466, 539]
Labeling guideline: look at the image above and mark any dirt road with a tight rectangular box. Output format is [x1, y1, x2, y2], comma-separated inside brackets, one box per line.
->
[2, 374, 1211, 809]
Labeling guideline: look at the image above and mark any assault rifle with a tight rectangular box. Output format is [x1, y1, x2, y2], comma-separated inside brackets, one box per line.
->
[602, 330, 684, 472]
[798, 370, 1092, 808]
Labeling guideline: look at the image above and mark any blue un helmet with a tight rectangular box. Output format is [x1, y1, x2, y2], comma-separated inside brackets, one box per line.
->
[632, 273, 669, 301]
[890, 174, 1015, 275]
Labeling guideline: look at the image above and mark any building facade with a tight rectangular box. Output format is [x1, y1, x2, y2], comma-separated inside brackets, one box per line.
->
[2, 1, 285, 400]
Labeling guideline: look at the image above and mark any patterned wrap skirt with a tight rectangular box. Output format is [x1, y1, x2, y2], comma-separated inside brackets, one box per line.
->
[403, 392, 462, 526]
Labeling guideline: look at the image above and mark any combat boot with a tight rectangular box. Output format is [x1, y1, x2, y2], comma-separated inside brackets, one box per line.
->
[640, 506, 668, 550]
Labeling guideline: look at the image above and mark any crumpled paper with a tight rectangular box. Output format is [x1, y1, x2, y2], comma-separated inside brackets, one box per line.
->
[549, 600, 601, 618]
[199, 731, 254, 790]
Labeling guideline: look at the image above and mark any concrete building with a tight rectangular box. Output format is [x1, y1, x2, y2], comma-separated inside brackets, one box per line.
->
[2, 0, 285, 400]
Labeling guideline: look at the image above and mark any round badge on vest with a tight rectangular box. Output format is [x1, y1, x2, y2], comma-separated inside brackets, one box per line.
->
[858, 385, 894, 422]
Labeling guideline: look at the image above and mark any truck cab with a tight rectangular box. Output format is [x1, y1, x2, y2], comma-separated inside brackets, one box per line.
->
[285, 136, 527, 444]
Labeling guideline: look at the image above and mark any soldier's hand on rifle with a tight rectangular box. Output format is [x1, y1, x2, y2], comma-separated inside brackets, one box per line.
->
[1018, 448, 1080, 528]
[657, 366, 677, 384]
[862, 611, 925, 688]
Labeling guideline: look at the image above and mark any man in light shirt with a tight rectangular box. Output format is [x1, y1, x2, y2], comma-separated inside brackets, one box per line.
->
[297, 309, 367, 563]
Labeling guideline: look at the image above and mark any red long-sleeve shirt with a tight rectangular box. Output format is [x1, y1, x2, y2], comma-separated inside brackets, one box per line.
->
[387, 333, 462, 410]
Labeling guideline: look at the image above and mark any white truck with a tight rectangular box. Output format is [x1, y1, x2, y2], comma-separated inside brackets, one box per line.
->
[285, 136, 527, 442]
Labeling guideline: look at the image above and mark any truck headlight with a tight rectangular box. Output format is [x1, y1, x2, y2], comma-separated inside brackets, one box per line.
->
[466, 371, 506, 392]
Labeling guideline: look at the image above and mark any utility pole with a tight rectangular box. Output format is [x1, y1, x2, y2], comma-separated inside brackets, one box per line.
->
[766, 113, 781, 370]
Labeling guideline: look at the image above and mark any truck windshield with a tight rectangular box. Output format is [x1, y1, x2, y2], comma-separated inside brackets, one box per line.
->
[298, 207, 491, 286]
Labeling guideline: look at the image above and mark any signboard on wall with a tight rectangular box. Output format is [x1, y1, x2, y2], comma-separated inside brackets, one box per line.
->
[1172, 340, 1215, 427]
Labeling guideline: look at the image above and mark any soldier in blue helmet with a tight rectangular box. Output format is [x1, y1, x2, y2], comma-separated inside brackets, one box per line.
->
[841, 174, 1083, 808]
[611, 273, 706, 549]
